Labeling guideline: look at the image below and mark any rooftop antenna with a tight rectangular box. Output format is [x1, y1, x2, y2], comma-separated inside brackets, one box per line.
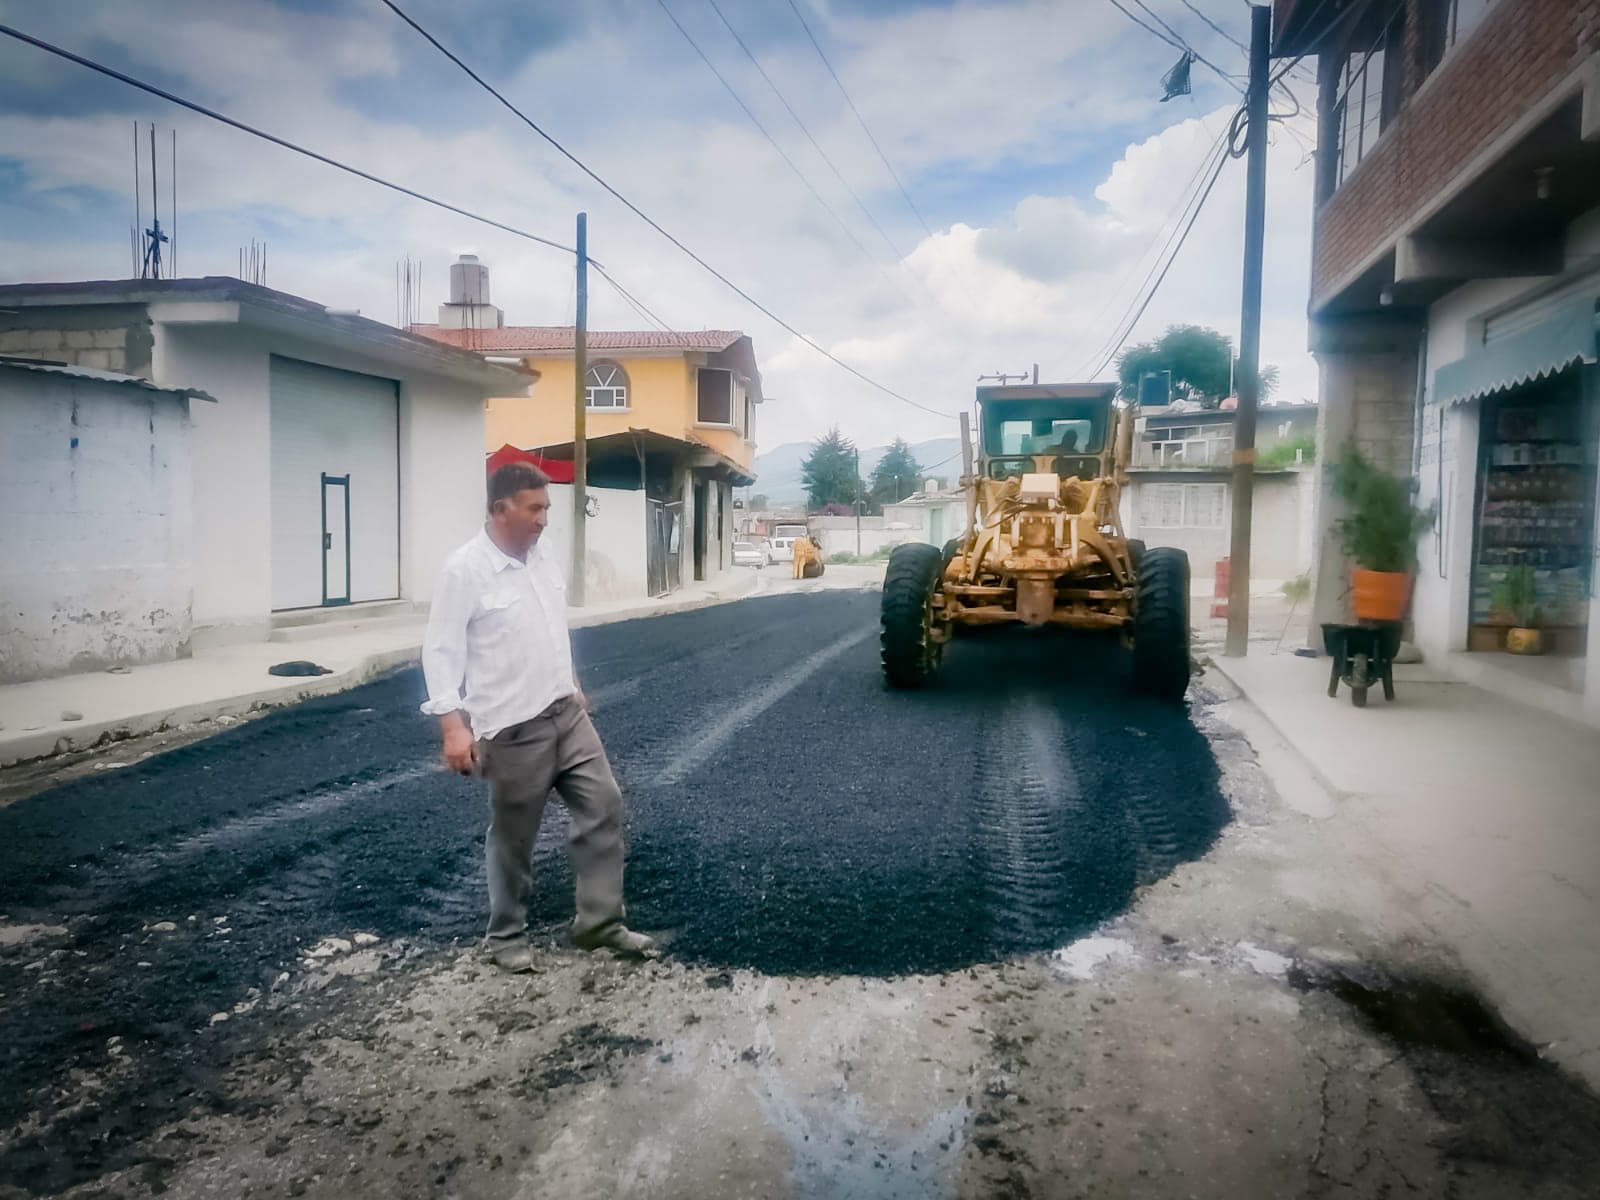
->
[132, 121, 172, 280]
[171, 127, 178, 277]
[130, 121, 141, 278]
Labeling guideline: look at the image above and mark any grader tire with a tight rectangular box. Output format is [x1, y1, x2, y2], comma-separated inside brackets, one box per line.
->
[1132, 547, 1191, 702]
[882, 542, 945, 689]
[1127, 539, 1146, 571]
[801, 559, 824, 579]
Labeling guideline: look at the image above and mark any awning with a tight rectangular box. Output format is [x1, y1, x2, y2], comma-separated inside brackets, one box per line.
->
[486, 443, 576, 483]
[1434, 294, 1598, 407]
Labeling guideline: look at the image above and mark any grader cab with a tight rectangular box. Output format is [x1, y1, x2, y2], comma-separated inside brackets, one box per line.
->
[879, 382, 1191, 701]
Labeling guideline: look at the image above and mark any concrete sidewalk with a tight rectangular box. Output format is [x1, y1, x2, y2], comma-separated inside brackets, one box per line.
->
[0, 570, 762, 767]
[1211, 647, 1600, 1087]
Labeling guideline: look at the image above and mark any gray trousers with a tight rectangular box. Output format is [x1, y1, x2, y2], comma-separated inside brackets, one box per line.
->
[478, 697, 626, 945]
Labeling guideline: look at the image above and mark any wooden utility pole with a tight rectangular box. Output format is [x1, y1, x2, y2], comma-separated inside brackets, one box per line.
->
[1224, 5, 1271, 658]
[854, 446, 863, 557]
[572, 212, 588, 607]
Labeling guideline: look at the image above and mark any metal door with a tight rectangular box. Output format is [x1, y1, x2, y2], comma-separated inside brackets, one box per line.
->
[322, 473, 351, 606]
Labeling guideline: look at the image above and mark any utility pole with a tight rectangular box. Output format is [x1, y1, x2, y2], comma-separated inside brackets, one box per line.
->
[855, 446, 863, 557]
[572, 212, 588, 608]
[1225, 4, 1271, 658]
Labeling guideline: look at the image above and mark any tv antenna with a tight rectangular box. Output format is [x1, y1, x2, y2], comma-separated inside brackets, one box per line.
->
[130, 122, 176, 279]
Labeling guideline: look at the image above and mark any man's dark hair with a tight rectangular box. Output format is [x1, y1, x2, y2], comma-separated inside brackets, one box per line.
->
[488, 461, 550, 512]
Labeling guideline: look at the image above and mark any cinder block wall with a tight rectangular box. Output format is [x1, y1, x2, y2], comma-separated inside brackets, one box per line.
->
[0, 305, 155, 377]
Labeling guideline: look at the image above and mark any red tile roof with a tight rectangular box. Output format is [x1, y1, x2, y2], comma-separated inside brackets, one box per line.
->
[410, 325, 745, 354]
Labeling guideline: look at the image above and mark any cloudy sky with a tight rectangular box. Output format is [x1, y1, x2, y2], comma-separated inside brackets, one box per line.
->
[0, 0, 1318, 452]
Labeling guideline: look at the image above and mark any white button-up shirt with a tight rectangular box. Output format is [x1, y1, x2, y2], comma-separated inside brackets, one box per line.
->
[420, 527, 575, 741]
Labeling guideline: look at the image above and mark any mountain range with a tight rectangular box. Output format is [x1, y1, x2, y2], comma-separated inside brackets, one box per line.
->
[750, 437, 963, 507]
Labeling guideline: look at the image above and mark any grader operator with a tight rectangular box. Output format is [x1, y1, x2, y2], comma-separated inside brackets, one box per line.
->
[879, 382, 1191, 702]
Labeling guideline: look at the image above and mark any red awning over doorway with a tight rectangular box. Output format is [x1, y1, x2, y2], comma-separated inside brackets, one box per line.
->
[485, 443, 576, 483]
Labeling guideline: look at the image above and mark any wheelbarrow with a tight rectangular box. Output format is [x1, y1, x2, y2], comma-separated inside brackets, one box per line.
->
[1321, 621, 1402, 708]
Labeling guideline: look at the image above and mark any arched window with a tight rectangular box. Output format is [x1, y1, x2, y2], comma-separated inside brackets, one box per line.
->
[585, 361, 629, 410]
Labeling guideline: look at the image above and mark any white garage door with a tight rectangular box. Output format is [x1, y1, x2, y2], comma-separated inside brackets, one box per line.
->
[270, 357, 400, 611]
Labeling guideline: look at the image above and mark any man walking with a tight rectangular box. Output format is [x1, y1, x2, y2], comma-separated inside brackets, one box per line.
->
[421, 461, 656, 972]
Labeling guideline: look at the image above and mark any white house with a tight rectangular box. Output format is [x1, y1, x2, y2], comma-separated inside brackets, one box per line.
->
[0, 278, 529, 663]
[882, 480, 971, 552]
[0, 358, 208, 682]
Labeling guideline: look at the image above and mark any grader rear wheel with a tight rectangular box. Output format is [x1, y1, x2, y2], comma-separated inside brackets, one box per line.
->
[881, 542, 946, 688]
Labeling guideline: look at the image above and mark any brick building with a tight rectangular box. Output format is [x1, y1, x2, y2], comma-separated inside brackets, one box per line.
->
[1275, 0, 1600, 723]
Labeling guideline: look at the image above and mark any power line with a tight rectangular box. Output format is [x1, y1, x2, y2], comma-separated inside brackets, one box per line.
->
[1088, 141, 1231, 381]
[704, 0, 913, 273]
[1179, 0, 1248, 53]
[379, 0, 952, 418]
[1131, 0, 1246, 83]
[653, 0, 913, 301]
[0, 23, 578, 258]
[592, 263, 673, 333]
[782, 0, 934, 240]
[1106, 0, 1245, 94]
[1072, 111, 1235, 378]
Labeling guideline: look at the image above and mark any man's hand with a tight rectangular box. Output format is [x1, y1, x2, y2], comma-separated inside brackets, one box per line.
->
[439, 712, 477, 777]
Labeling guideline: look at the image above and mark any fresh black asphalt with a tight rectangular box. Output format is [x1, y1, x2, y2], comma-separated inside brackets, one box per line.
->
[0, 589, 1230, 1192]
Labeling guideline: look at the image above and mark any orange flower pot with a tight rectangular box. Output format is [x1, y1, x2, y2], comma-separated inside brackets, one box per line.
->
[1350, 568, 1411, 622]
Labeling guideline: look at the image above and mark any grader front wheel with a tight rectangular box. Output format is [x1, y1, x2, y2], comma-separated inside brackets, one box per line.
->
[881, 543, 946, 688]
[1131, 546, 1192, 702]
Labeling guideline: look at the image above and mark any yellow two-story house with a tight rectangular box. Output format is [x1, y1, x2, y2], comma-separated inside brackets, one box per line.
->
[414, 257, 763, 599]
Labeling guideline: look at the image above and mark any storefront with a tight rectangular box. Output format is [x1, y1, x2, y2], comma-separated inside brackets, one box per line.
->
[1467, 367, 1596, 656]
[1435, 293, 1600, 693]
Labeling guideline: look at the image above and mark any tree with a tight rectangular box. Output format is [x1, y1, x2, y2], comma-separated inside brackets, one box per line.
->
[800, 427, 861, 511]
[1117, 324, 1233, 408]
[869, 438, 923, 506]
[1232, 358, 1280, 401]
[749, 493, 769, 511]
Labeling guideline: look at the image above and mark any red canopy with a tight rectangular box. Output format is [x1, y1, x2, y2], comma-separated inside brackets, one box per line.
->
[485, 443, 576, 484]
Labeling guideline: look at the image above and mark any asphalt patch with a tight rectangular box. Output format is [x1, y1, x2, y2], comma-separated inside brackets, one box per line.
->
[0, 593, 1230, 1192]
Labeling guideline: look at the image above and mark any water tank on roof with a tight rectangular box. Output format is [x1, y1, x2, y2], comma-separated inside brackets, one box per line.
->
[451, 254, 490, 305]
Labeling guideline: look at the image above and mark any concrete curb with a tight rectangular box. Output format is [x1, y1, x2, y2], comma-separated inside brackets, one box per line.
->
[1204, 655, 1351, 803]
[0, 645, 424, 768]
[1, 576, 766, 769]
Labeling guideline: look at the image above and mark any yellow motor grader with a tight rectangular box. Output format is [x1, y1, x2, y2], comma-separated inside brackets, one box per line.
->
[880, 382, 1191, 701]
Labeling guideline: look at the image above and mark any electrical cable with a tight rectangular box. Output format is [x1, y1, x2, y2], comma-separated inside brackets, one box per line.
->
[653, 0, 917, 306]
[1129, 0, 1246, 85]
[1105, 0, 1245, 94]
[1071, 108, 1237, 378]
[1086, 136, 1233, 382]
[592, 263, 673, 333]
[0, 21, 578, 256]
[377, 0, 954, 417]
[781, 0, 934, 240]
[705, 0, 909, 268]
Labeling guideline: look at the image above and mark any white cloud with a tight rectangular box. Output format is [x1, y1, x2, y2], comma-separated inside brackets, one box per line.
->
[0, 0, 1318, 456]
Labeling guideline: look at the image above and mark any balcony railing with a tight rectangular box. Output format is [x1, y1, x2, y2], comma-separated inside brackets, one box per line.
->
[1134, 437, 1234, 468]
